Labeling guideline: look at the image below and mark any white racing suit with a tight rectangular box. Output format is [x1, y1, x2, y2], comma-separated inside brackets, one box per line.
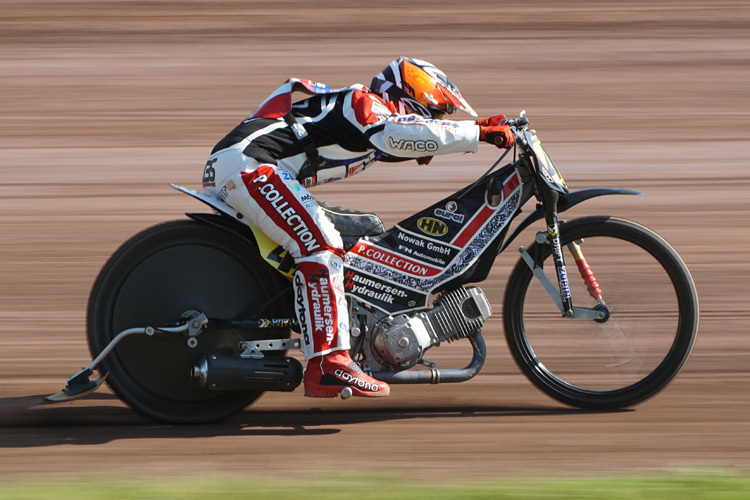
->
[202, 79, 479, 361]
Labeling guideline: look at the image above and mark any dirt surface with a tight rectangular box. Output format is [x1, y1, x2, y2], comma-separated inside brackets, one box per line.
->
[1, 0, 749, 481]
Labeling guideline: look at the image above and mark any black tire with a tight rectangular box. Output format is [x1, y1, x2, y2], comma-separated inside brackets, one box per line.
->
[87, 220, 293, 423]
[503, 216, 698, 409]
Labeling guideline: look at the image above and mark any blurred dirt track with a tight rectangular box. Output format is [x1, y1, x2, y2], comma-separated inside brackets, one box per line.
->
[0, 0, 748, 479]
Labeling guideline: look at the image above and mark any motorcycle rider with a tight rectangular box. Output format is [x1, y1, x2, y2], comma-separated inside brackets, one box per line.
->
[202, 57, 514, 398]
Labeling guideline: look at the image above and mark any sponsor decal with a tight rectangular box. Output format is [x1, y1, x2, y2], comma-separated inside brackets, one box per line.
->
[257, 318, 297, 328]
[299, 193, 317, 208]
[217, 186, 229, 201]
[393, 115, 459, 128]
[425, 241, 452, 255]
[308, 268, 335, 344]
[226, 180, 237, 191]
[557, 265, 571, 300]
[417, 217, 448, 236]
[434, 201, 465, 223]
[334, 368, 379, 392]
[387, 136, 438, 152]
[351, 242, 439, 277]
[330, 256, 342, 271]
[306, 80, 329, 91]
[294, 274, 310, 346]
[393, 231, 457, 266]
[369, 97, 393, 117]
[330, 273, 345, 294]
[279, 170, 294, 181]
[202, 158, 217, 188]
[251, 174, 321, 252]
[279, 170, 303, 192]
[549, 225, 571, 301]
[395, 231, 425, 248]
[396, 245, 446, 266]
[344, 270, 408, 304]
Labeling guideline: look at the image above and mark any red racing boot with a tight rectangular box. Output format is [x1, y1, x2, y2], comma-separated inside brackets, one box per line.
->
[304, 350, 390, 398]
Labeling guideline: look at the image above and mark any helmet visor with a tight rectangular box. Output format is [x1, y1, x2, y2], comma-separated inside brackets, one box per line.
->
[434, 79, 477, 117]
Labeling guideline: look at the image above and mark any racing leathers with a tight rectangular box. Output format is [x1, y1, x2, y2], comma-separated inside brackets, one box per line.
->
[202, 80, 480, 397]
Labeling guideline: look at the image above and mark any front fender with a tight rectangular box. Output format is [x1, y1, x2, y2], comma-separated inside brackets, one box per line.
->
[500, 187, 641, 252]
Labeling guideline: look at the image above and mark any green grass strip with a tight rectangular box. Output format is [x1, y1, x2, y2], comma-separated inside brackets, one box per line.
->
[0, 470, 748, 500]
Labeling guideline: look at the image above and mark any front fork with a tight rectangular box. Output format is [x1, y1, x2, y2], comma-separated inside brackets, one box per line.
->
[520, 191, 608, 320]
[542, 190, 574, 317]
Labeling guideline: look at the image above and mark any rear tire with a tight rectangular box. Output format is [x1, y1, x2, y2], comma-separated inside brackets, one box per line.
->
[87, 220, 293, 423]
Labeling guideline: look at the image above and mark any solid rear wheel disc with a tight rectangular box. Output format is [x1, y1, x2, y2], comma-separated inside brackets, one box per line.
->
[88, 220, 292, 422]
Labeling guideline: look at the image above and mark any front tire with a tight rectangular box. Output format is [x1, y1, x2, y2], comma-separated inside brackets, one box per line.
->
[503, 216, 698, 409]
[87, 220, 293, 423]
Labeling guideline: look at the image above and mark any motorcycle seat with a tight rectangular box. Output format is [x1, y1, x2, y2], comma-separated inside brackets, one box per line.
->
[317, 199, 385, 238]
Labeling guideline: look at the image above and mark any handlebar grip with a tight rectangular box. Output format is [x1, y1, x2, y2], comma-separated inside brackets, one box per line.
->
[505, 117, 529, 128]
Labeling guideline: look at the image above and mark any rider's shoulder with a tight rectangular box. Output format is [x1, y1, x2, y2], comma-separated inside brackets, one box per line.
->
[348, 87, 396, 117]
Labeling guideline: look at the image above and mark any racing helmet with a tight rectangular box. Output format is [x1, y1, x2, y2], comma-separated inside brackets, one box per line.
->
[371, 57, 477, 119]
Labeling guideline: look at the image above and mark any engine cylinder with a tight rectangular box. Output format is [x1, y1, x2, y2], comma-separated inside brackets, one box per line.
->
[422, 286, 492, 343]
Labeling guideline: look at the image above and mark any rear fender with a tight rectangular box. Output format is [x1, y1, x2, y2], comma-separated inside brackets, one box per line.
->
[500, 187, 641, 252]
[171, 184, 297, 277]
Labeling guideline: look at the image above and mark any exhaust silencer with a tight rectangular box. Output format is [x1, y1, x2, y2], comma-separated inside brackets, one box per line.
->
[193, 355, 303, 392]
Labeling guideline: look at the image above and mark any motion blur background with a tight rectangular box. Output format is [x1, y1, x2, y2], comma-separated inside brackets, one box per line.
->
[0, 0, 748, 480]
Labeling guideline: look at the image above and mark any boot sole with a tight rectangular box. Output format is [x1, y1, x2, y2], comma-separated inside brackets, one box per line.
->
[304, 382, 390, 398]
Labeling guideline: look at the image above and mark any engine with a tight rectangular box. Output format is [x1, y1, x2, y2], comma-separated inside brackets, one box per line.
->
[370, 286, 492, 368]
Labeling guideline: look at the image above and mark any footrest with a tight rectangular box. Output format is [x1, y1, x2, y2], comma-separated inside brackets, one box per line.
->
[45, 369, 108, 403]
[239, 338, 301, 358]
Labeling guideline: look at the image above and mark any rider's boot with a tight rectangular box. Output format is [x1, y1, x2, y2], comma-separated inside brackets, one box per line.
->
[304, 350, 390, 398]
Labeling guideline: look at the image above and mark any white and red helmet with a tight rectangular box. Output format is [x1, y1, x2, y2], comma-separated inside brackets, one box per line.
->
[371, 57, 477, 119]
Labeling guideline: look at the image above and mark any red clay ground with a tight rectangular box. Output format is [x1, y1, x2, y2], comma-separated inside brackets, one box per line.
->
[0, 0, 748, 480]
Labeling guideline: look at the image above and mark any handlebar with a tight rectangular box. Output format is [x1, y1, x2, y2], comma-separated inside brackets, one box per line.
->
[503, 116, 529, 128]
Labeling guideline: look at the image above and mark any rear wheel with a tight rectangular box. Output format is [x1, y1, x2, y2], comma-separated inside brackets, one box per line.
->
[503, 216, 698, 409]
[88, 220, 293, 423]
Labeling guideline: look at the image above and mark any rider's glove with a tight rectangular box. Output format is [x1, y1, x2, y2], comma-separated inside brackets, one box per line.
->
[479, 124, 515, 149]
[476, 114, 507, 127]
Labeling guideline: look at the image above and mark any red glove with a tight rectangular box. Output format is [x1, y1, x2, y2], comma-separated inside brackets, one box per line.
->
[479, 124, 515, 148]
[476, 114, 507, 127]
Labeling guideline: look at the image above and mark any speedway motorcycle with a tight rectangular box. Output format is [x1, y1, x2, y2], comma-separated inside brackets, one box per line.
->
[48, 112, 699, 423]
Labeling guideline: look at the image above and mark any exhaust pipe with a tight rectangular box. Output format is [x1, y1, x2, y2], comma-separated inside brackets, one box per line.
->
[371, 333, 486, 384]
[193, 355, 303, 392]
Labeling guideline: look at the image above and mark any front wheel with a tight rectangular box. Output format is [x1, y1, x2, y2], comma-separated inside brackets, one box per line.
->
[503, 216, 698, 409]
[88, 219, 293, 423]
